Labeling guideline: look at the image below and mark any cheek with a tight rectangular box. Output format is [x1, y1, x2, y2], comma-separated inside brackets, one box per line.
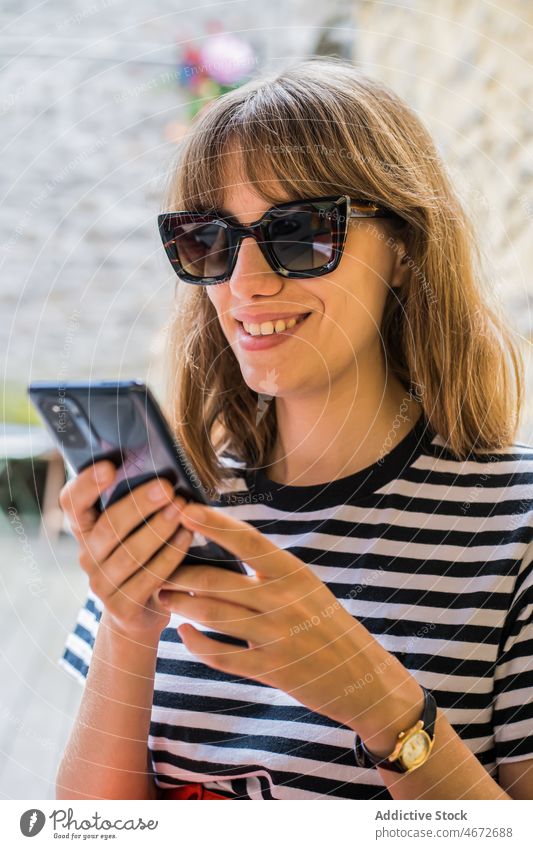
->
[323, 278, 389, 357]
[326, 239, 391, 347]
[205, 288, 220, 312]
[206, 288, 230, 335]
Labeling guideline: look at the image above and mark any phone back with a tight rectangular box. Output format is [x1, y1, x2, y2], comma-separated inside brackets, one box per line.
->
[28, 380, 203, 505]
[28, 380, 246, 575]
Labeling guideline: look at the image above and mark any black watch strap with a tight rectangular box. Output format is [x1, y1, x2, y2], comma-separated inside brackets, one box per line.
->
[354, 686, 437, 772]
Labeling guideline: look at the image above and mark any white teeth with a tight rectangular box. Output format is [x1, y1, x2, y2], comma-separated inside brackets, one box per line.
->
[242, 315, 304, 336]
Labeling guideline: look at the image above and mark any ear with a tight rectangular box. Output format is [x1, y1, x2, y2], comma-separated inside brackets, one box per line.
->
[389, 239, 410, 289]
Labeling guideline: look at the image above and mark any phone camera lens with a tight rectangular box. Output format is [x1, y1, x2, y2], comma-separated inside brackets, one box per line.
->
[42, 396, 88, 449]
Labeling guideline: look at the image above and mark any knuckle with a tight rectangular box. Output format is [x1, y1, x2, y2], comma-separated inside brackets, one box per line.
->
[159, 539, 179, 565]
[195, 568, 214, 593]
[158, 501, 182, 527]
[92, 515, 120, 555]
[68, 523, 85, 544]
[119, 493, 145, 523]
[88, 570, 105, 598]
[169, 529, 193, 559]
[141, 560, 158, 581]
[245, 531, 264, 563]
[203, 600, 220, 621]
[59, 483, 74, 512]
[112, 543, 136, 572]
[78, 546, 96, 572]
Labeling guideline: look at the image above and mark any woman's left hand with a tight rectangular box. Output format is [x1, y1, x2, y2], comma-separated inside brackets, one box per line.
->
[158, 502, 423, 743]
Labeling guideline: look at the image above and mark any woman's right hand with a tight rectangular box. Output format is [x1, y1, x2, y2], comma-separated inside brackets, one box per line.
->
[59, 460, 194, 641]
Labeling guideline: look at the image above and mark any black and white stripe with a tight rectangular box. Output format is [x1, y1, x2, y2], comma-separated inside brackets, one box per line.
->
[60, 416, 533, 799]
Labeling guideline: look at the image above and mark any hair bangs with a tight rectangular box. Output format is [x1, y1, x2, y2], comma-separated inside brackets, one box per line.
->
[167, 75, 394, 214]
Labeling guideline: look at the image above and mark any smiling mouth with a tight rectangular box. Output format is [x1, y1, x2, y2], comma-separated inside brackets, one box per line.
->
[238, 313, 311, 336]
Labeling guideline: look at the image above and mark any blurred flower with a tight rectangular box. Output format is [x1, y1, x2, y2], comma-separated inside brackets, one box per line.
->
[200, 33, 256, 85]
[175, 26, 256, 122]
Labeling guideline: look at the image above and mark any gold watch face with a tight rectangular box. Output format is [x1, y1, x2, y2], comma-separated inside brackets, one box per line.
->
[399, 730, 432, 769]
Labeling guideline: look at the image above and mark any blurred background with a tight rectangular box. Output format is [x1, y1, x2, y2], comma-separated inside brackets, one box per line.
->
[1, 0, 532, 798]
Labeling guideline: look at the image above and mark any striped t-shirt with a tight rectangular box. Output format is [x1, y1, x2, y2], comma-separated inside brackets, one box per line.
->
[60, 414, 533, 799]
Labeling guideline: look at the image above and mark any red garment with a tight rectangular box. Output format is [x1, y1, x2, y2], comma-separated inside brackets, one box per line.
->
[160, 782, 231, 800]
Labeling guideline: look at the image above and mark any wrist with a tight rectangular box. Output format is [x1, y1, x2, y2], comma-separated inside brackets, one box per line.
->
[101, 610, 164, 653]
[359, 676, 425, 758]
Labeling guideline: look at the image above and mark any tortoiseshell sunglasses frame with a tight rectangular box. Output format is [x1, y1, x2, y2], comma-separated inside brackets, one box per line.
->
[158, 195, 397, 285]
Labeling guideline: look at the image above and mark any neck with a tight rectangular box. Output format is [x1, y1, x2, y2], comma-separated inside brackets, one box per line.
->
[265, 358, 422, 487]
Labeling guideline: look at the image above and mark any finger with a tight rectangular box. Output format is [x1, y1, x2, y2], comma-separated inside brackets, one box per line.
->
[109, 526, 194, 615]
[178, 622, 264, 677]
[159, 565, 269, 611]
[161, 593, 274, 645]
[59, 460, 116, 534]
[86, 496, 187, 595]
[160, 564, 320, 619]
[85, 477, 177, 563]
[177, 503, 302, 579]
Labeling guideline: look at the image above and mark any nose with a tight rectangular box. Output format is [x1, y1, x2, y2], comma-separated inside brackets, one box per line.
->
[228, 234, 283, 297]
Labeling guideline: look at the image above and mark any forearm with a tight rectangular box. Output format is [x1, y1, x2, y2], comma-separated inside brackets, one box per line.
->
[56, 610, 161, 800]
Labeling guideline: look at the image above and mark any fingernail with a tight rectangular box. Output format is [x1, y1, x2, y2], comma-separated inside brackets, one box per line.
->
[95, 463, 112, 483]
[148, 482, 169, 502]
[163, 500, 181, 520]
[183, 503, 206, 521]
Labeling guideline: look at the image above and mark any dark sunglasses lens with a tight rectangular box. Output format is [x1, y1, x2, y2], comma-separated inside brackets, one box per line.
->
[267, 205, 335, 271]
[173, 221, 231, 280]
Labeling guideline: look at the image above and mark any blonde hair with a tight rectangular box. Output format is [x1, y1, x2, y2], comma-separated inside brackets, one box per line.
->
[161, 56, 524, 497]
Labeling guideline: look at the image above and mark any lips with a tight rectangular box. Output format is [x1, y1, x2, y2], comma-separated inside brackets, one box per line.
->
[235, 311, 312, 349]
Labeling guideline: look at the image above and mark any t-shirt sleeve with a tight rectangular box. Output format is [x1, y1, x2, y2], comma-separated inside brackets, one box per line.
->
[58, 586, 104, 685]
[492, 538, 533, 764]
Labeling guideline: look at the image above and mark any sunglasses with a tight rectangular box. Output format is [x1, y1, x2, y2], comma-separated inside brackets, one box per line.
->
[157, 194, 396, 285]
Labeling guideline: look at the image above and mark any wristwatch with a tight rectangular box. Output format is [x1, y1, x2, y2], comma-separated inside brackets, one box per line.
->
[354, 686, 437, 773]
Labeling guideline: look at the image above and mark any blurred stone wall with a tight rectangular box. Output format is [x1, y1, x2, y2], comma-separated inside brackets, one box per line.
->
[350, 0, 532, 438]
[0, 0, 324, 399]
[1, 0, 531, 435]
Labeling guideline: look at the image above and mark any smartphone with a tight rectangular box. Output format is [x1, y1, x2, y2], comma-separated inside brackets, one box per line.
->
[28, 380, 246, 574]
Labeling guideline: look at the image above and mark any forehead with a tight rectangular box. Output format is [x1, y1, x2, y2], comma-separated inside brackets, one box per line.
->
[216, 147, 293, 219]
[215, 189, 294, 226]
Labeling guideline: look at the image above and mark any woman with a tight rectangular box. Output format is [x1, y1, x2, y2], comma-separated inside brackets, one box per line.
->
[57, 57, 533, 800]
